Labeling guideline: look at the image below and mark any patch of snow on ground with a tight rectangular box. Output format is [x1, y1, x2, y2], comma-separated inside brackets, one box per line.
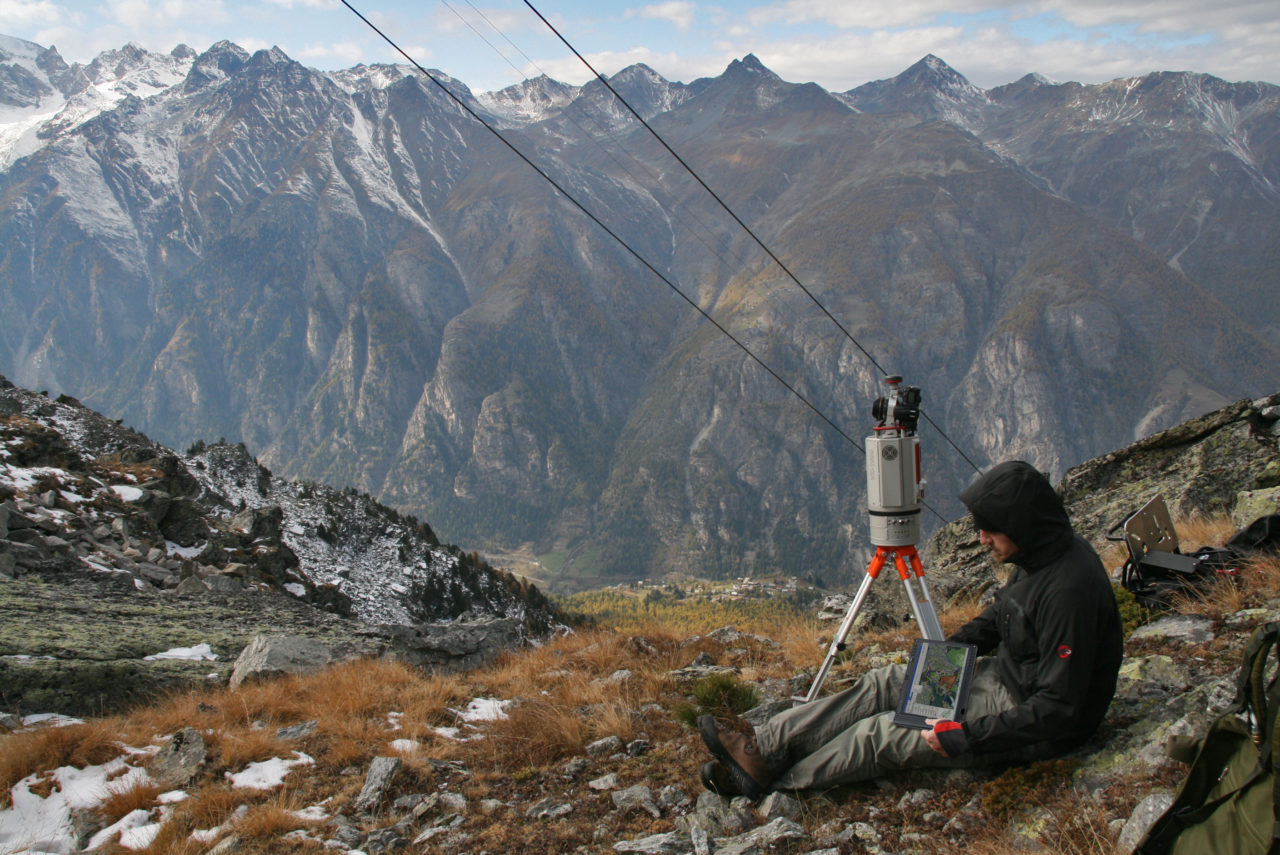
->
[0, 464, 68, 493]
[225, 752, 313, 790]
[111, 485, 144, 502]
[20, 714, 83, 728]
[456, 698, 511, 722]
[87, 808, 160, 851]
[431, 726, 465, 740]
[0, 756, 150, 855]
[144, 644, 217, 661]
[165, 541, 205, 559]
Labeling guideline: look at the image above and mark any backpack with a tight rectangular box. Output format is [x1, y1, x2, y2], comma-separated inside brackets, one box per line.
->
[1134, 622, 1280, 855]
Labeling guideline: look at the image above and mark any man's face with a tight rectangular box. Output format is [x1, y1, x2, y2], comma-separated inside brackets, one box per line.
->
[979, 529, 1019, 563]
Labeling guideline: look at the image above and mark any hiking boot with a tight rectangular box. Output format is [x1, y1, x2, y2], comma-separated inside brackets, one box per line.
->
[697, 715, 771, 799]
[699, 760, 741, 797]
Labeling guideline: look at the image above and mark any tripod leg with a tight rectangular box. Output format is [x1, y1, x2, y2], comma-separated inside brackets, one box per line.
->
[894, 546, 943, 640]
[793, 549, 888, 705]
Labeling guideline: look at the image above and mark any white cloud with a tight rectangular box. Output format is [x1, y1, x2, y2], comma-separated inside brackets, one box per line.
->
[747, 0, 1007, 30]
[235, 36, 272, 54]
[298, 40, 364, 64]
[1032, 0, 1277, 36]
[530, 45, 717, 85]
[0, 0, 61, 27]
[104, 0, 226, 30]
[700, 0, 1279, 89]
[743, 26, 966, 90]
[633, 2, 698, 31]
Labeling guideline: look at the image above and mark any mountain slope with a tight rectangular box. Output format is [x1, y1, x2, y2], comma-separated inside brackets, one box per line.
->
[0, 375, 557, 630]
[847, 56, 1280, 338]
[0, 41, 1277, 588]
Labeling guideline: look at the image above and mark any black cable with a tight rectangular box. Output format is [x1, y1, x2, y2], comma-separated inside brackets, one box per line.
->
[441, 0, 774, 301]
[337, 0, 954, 522]
[521, 0, 887, 377]
[521, 0, 984, 480]
[336, 0, 867, 457]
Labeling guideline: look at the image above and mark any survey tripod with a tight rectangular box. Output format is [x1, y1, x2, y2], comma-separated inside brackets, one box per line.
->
[794, 376, 944, 705]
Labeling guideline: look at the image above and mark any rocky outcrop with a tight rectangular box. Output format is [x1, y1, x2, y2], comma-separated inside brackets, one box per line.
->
[0, 379, 563, 714]
[920, 392, 1280, 611]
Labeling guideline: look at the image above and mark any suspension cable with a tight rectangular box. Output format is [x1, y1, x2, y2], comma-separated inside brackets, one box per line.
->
[337, 0, 868, 458]
[521, 0, 984, 478]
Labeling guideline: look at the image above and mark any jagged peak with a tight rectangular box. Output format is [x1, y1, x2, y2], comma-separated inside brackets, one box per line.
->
[200, 40, 252, 64]
[902, 54, 978, 92]
[248, 45, 293, 67]
[609, 62, 664, 84]
[491, 73, 575, 97]
[725, 53, 781, 82]
[184, 40, 250, 92]
[0, 33, 46, 60]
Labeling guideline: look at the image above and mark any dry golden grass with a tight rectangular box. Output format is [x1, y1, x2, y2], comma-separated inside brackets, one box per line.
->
[0, 720, 123, 807]
[11, 518, 1257, 852]
[231, 792, 323, 841]
[208, 726, 291, 770]
[179, 783, 243, 830]
[940, 598, 987, 636]
[1247, 554, 1280, 599]
[765, 611, 828, 675]
[97, 778, 163, 825]
[130, 819, 204, 855]
[465, 695, 587, 768]
[1148, 515, 1280, 618]
[113, 691, 217, 746]
[1175, 513, 1238, 552]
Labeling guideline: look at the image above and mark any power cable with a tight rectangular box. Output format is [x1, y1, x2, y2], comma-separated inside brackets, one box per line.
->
[520, 0, 985, 479]
[336, 0, 868, 458]
[440, 0, 775, 299]
[338, 0, 959, 522]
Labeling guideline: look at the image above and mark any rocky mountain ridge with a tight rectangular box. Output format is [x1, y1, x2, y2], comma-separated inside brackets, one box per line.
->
[1, 36, 1277, 588]
[0, 375, 559, 714]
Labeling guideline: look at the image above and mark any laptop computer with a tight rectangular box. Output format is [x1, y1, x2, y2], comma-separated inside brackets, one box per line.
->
[893, 638, 978, 729]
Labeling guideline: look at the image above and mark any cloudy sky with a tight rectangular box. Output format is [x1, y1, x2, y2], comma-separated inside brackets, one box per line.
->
[4, 0, 1277, 93]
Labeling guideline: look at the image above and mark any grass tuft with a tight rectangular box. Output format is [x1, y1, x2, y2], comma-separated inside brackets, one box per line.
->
[0, 720, 122, 807]
[98, 778, 163, 826]
[672, 672, 762, 728]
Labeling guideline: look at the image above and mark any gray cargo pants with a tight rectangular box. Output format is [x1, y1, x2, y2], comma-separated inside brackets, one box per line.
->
[756, 659, 1060, 790]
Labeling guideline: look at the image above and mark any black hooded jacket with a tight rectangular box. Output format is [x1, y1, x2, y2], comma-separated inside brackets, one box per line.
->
[939, 461, 1123, 757]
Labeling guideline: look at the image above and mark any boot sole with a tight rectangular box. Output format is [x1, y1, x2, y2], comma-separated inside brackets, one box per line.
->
[696, 715, 766, 800]
[699, 761, 741, 797]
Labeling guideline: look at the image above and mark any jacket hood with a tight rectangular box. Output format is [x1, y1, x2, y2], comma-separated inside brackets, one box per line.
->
[959, 461, 1074, 569]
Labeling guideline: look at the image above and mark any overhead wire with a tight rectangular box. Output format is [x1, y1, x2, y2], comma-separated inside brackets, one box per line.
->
[519, 0, 986, 479]
[440, 0, 781, 313]
[336, 0, 868, 457]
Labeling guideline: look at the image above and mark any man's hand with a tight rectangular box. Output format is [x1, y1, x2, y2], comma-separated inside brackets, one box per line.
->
[923, 718, 951, 756]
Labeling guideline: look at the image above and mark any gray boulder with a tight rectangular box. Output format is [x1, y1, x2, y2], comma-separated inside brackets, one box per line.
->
[229, 634, 341, 688]
[381, 618, 524, 672]
[146, 726, 206, 789]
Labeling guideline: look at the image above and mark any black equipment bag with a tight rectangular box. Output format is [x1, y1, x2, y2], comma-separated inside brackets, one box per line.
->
[1135, 622, 1280, 855]
[1110, 496, 1243, 609]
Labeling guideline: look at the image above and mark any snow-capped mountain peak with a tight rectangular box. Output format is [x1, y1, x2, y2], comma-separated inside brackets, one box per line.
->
[0, 38, 192, 169]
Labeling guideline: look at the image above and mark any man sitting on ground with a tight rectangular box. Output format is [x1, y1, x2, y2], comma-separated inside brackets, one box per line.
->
[699, 460, 1124, 797]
